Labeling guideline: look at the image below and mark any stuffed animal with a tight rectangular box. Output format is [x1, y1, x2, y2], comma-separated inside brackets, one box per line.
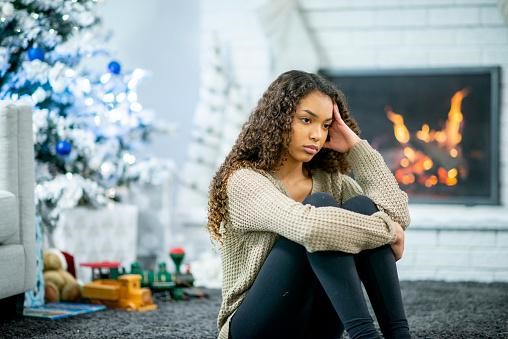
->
[43, 249, 81, 303]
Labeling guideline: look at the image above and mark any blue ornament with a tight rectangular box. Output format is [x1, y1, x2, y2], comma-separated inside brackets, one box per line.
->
[28, 47, 45, 61]
[107, 60, 121, 74]
[56, 140, 72, 156]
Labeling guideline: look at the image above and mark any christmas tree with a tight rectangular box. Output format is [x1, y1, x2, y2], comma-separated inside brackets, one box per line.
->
[176, 34, 249, 226]
[0, 0, 172, 238]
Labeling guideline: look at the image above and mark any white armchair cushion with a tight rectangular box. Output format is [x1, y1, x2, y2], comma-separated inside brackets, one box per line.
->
[0, 190, 17, 243]
[0, 102, 36, 296]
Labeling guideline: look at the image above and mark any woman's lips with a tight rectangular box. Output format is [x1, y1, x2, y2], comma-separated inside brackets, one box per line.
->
[303, 146, 318, 155]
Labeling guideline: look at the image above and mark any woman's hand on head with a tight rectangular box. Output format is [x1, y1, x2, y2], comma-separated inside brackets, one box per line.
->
[390, 222, 405, 262]
[323, 103, 361, 153]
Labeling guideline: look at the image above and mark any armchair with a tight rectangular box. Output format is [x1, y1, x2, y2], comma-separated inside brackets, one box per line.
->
[0, 102, 36, 317]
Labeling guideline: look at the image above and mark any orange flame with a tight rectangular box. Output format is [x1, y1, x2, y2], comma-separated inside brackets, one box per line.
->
[386, 109, 410, 144]
[387, 89, 469, 188]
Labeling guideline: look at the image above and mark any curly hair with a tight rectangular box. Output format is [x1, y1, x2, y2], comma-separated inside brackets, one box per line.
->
[207, 70, 361, 243]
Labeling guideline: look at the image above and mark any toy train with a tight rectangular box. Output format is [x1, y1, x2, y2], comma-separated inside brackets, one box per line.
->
[82, 273, 157, 312]
[80, 248, 196, 307]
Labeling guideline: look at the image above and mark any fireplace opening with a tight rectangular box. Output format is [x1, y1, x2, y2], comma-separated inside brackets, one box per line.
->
[320, 67, 501, 205]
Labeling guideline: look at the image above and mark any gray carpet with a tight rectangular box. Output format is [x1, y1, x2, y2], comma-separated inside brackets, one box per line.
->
[1, 281, 507, 338]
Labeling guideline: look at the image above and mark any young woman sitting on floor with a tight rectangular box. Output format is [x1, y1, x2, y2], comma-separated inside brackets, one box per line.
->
[208, 70, 411, 339]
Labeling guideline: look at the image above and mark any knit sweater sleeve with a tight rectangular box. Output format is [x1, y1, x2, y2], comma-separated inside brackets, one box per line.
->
[340, 139, 411, 230]
[226, 168, 397, 254]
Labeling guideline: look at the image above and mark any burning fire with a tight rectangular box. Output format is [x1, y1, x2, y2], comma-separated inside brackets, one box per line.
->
[386, 88, 469, 188]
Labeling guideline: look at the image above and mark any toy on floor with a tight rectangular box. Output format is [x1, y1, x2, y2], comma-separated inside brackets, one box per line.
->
[80, 262, 157, 312]
[152, 262, 175, 291]
[169, 247, 195, 288]
[80, 247, 200, 303]
[80, 260, 180, 301]
[43, 249, 81, 303]
[81, 261, 177, 291]
[81, 261, 126, 281]
[129, 261, 178, 289]
[169, 247, 185, 273]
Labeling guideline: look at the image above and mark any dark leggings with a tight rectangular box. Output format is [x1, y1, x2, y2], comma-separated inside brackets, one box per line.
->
[229, 192, 410, 339]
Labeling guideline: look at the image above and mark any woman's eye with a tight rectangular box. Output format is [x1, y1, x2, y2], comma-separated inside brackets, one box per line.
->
[301, 118, 310, 124]
[324, 124, 331, 129]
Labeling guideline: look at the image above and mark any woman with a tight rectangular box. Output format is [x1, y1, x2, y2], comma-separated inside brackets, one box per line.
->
[208, 70, 411, 339]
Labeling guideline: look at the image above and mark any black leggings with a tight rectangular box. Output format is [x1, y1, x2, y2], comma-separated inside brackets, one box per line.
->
[229, 192, 410, 339]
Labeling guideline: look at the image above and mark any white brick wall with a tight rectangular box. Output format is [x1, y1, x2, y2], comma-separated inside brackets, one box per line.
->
[497, 231, 508, 245]
[301, 0, 508, 282]
[398, 228, 508, 282]
[428, 7, 480, 26]
[200, 0, 271, 104]
[192, 0, 508, 282]
[438, 231, 497, 246]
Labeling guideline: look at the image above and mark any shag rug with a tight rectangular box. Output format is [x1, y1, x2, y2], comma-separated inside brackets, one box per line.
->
[1, 281, 507, 338]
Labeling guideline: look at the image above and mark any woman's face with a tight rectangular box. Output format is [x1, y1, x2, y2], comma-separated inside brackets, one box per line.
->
[286, 90, 334, 163]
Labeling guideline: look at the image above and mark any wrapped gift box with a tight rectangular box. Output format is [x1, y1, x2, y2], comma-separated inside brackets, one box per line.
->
[51, 203, 138, 283]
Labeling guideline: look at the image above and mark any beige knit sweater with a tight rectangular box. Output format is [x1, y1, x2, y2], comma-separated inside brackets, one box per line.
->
[215, 139, 410, 339]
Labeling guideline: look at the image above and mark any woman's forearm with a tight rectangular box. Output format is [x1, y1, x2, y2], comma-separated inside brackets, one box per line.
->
[344, 140, 411, 230]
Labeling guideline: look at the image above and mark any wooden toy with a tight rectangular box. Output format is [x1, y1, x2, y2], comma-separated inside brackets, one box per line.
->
[82, 274, 157, 312]
[79, 247, 198, 304]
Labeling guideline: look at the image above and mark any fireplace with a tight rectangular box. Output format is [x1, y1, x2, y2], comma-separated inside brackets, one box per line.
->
[320, 67, 501, 205]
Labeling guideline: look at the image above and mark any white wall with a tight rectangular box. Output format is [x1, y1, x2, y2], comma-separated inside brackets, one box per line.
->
[200, 0, 272, 97]
[100, 0, 201, 165]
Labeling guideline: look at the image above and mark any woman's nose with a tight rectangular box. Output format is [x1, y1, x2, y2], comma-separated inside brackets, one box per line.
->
[310, 127, 323, 141]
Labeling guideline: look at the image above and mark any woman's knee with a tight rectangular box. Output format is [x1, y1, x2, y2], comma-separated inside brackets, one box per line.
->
[342, 195, 379, 215]
[355, 243, 394, 263]
[272, 236, 309, 263]
[303, 192, 339, 208]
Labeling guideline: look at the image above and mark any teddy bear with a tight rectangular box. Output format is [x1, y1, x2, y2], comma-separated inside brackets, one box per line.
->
[43, 249, 81, 303]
